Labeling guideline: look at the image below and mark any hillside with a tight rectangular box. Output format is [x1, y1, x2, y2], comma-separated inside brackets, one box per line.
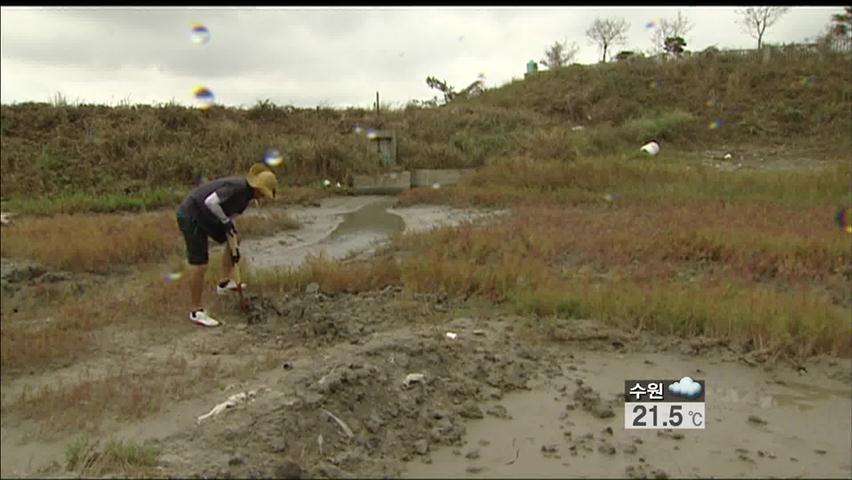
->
[1, 45, 849, 202]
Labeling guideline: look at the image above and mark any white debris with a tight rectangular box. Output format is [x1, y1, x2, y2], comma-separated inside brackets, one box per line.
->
[571, 126, 585, 131]
[323, 179, 331, 187]
[336, 182, 342, 188]
[196, 390, 258, 424]
[321, 408, 354, 438]
[403, 373, 426, 387]
[445, 332, 458, 340]
[472, 329, 486, 336]
[432, 183, 441, 189]
[0, 212, 17, 226]
[640, 141, 660, 156]
[724, 153, 732, 160]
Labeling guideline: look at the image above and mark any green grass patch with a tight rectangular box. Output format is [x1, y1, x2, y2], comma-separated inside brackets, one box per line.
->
[622, 109, 696, 142]
[65, 436, 160, 474]
[2, 187, 187, 215]
[403, 156, 848, 209]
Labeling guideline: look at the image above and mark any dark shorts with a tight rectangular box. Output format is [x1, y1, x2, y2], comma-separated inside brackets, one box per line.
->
[176, 209, 209, 265]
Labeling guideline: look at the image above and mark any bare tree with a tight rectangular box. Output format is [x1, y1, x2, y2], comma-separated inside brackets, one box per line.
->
[735, 7, 790, 50]
[540, 39, 580, 69]
[650, 10, 694, 54]
[586, 17, 630, 62]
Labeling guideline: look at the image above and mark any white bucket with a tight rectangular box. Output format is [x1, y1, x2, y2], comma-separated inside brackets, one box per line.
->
[640, 141, 660, 156]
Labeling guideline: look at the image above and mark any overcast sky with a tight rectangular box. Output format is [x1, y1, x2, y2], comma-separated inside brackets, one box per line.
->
[0, 6, 842, 109]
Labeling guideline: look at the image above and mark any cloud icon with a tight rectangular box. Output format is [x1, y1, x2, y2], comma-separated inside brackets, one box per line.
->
[669, 377, 702, 398]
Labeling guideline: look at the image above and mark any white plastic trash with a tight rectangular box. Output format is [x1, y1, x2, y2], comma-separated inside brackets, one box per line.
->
[640, 141, 660, 156]
[445, 332, 458, 340]
[724, 153, 732, 160]
[403, 373, 426, 387]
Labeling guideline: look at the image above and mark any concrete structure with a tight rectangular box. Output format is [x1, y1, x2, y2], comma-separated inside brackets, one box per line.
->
[367, 130, 398, 167]
[352, 168, 474, 195]
[410, 168, 476, 188]
[352, 171, 411, 194]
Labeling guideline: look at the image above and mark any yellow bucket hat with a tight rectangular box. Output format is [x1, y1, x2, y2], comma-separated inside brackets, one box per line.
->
[246, 163, 278, 199]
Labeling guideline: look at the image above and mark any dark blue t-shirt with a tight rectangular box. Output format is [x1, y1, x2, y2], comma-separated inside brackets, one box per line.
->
[178, 176, 253, 243]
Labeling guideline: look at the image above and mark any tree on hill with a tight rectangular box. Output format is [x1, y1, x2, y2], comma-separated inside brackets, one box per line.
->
[425, 75, 484, 105]
[831, 6, 852, 40]
[586, 17, 630, 62]
[425, 76, 456, 104]
[664, 36, 687, 57]
[650, 10, 694, 54]
[735, 7, 790, 50]
[615, 50, 638, 62]
[540, 39, 580, 69]
[456, 79, 485, 100]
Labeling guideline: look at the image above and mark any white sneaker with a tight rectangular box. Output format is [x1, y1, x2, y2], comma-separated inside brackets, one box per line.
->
[216, 279, 247, 296]
[190, 309, 221, 327]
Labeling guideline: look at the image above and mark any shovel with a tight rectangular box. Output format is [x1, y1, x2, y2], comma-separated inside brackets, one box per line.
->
[229, 239, 251, 312]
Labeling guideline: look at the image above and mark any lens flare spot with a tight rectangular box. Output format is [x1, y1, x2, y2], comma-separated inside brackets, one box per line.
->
[836, 207, 852, 234]
[263, 148, 283, 167]
[799, 75, 815, 86]
[163, 272, 182, 282]
[193, 86, 215, 109]
[708, 119, 724, 130]
[191, 23, 210, 44]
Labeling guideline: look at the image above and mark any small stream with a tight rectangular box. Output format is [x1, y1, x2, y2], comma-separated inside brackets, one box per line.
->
[241, 196, 501, 272]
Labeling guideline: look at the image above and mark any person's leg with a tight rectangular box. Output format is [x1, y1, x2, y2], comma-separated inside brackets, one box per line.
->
[178, 211, 218, 325]
[191, 264, 207, 311]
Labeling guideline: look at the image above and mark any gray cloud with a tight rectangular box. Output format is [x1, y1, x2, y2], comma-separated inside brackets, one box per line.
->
[1, 6, 841, 108]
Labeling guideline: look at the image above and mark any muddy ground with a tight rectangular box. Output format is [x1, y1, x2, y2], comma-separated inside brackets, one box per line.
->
[151, 300, 852, 480]
[1, 196, 850, 479]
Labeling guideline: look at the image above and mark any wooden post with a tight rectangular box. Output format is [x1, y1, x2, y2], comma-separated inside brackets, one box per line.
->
[375, 91, 379, 118]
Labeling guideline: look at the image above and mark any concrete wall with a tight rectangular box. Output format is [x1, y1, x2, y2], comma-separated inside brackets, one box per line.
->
[352, 168, 475, 195]
[352, 171, 411, 195]
[410, 169, 476, 188]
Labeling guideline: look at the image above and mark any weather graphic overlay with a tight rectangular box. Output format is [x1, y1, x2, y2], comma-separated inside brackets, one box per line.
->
[625, 377, 705, 429]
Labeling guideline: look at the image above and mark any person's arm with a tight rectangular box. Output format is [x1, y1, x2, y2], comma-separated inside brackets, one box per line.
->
[203, 192, 232, 225]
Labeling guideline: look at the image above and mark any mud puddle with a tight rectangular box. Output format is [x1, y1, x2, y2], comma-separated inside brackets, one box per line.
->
[242, 196, 505, 271]
[405, 350, 852, 479]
